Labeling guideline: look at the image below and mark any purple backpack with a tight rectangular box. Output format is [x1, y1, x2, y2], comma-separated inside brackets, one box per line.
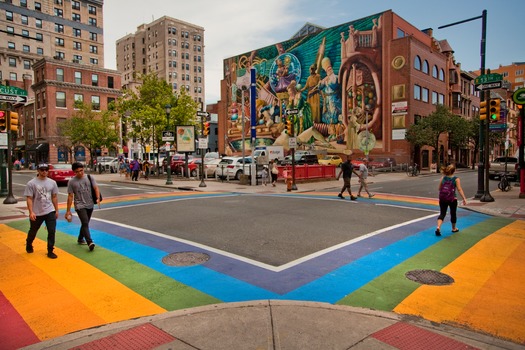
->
[439, 176, 456, 202]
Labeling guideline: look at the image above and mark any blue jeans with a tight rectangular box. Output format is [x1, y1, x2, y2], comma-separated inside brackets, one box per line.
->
[27, 211, 56, 252]
[76, 207, 94, 244]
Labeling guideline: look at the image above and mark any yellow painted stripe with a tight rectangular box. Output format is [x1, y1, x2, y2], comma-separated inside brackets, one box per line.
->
[394, 221, 525, 343]
[0, 224, 165, 340]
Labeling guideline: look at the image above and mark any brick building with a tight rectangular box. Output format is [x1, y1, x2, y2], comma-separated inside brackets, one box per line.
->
[218, 10, 477, 169]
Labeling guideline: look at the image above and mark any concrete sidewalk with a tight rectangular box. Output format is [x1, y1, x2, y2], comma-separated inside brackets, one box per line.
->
[3, 169, 525, 350]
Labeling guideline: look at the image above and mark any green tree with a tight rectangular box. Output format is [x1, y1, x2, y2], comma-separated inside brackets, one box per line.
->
[60, 102, 119, 167]
[116, 73, 200, 167]
[405, 105, 468, 173]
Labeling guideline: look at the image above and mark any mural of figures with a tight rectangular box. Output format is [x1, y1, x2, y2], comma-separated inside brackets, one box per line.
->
[223, 13, 383, 155]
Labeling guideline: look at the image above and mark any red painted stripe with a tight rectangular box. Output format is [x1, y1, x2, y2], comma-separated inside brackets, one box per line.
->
[0, 291, 40, 349]
[71, 323, 176, 350]
[372, 322, 479, 350]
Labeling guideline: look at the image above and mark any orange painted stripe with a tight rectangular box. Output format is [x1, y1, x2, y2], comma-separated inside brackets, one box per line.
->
[394, 221, 525, 343]
[0, 225, 165, 340]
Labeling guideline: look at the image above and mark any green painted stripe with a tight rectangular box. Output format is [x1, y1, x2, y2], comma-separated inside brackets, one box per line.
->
[336, 217, 513, 311]
[8, 222, 220, 310]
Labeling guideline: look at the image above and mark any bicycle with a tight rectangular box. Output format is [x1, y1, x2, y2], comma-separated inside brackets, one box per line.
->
[498, 172, 511, 192]
[406, 163, 419, 177]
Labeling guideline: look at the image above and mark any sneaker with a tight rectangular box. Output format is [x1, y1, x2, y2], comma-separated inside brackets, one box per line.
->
[77, 240, 87, 245]
[350, 196, 357, 200]
[26, 244, 34, 253]
[47, 251, 58, 259]
[435, 229, 441, 236]
[337, 193, 345, 199]
[357, 194, 362, 197]
[89, 243, 95, 251]
[369, 194, 375, 198]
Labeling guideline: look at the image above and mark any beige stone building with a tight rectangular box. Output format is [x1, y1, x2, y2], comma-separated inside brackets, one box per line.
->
[116, 15, 205, 105]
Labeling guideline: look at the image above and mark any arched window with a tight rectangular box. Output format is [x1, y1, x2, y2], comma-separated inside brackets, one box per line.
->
[432, 65, 438, 78]
[439, 69, 445, 81]
[422, 60, 429, 74]
[414, 56, 421, 70]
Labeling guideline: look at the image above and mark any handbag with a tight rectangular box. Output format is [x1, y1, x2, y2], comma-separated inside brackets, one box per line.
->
[271, 166, 279, 175]
[87, 175, 103, 202]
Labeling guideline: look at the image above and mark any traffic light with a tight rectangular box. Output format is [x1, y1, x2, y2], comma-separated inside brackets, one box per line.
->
[479, 100, 487, 120]
[10, 112, 18, 132]
[203, 121, 210, 136]
[286, 117, 293, 135]
[489, 99, 501, 122]
[0, 111, 5, 132]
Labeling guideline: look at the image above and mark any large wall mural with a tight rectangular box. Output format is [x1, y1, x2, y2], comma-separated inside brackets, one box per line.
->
[223, 13, 384, 155]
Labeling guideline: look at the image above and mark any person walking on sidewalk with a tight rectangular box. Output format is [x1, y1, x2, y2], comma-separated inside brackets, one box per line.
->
[131, 157, 141, 181]
[269, 159, 279, 187]
[357, 159, 374, 198]
[435, 164, 467, 236]
[24, 163, 59, 259]
[336, 155, 360, 200]
[65, 162, 99, 251]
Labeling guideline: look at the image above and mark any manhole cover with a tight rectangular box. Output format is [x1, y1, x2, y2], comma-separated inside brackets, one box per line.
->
[162, 252, 210, 266]
[405, 269, 454, 285]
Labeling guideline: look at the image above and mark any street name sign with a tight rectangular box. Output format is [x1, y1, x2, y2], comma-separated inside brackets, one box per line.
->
[0, 94, 28, 104]
[162, 130, 174, 141]
[475, 81, 502, 91]
[0, 85, 28, 104]
[196, 111, 210, 118]
[474, 73, 503, 85]
[286, 109, 299, 115]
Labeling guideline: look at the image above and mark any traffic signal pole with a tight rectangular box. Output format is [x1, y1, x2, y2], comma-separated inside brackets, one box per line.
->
[3, 107, 17, 204]
[481, 91, 494, 202]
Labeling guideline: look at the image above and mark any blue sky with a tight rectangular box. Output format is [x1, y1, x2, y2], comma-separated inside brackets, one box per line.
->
[104, 0, 524, 104]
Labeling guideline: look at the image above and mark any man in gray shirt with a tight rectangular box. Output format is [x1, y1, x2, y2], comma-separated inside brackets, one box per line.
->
[24, 163, 59, 259]
[66, 162, 100, 251]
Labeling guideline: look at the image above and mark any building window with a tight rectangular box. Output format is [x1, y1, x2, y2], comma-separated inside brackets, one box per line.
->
[37, 47, 43, 55]
[55, 23, 64, 33]
[23, 60, 31, 70]
[91, 74, 98, 86]
[20, 0, 27, 7]
[91, 96, 100, 110]
[22, 29, 29, 37]
[414, 85, 421, 100]
[414, 56, 421, 70]
[516, 69, 524, 76]
[55, 51, 65, 59]
[56, 68, 64, 81]
[73, 54, 82, 61]
[73, 42, 82, 50]
[88, 5, 96, 15]
[21, 15, 28, 25]
[72, 0, 80, 10]
[36, 33, 42, 41]
[10, 72, 17, 80]
[422, 87, 429, 102]
[55, 0, 63, 4]
[108, 76, 114, 88]
[35, 18, 42, 28]
[9, 57, 16, 67]
[55, 37, 64, 46]
[73, 28, 81, 37]
[88, 17, 97, 26]
[89, 32, 97, 41]
[8, 42, 15, 49]
[90, 58, 98, 65]
[56, 92, 66, 108]
[439, 69, 445, 81]
[397, 28, 405, 38]
[6, 11, 13, 21]
[42, 91, 46, 107]
[23, 44, 29, 52]
[72, 13, 81, 22]
[422, 60, 429, 74]
[74, 71, 82, 84]
[432, 66, 438, 78]
[89, 45, 98, 53]
[35, 2, 41, 11]
[7, 26, 14, 35]
[439, 93, 445, 105]
[432, 91, 438, 104]
[54, 8, 63, 17]
[74, 93, 83, 106]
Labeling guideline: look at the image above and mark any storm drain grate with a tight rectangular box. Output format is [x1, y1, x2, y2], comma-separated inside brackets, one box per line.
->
[162, 252, 210, 266]
[405, 269, 454, 285]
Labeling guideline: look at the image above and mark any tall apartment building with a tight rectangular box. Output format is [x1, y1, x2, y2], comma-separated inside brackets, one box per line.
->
[116, 16, 205, 105]
[0, 0, 104, 87]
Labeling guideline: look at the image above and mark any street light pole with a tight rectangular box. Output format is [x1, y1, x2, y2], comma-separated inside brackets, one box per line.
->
[439, 10, 487, 199]
[165, 104, 173, 185]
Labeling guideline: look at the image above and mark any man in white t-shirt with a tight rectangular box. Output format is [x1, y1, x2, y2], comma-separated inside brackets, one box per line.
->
[357, 159, 374, 199]
[24, 163, 59, 258]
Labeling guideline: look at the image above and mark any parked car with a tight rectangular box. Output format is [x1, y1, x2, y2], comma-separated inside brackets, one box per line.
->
[95, 156, 115, 172]
[369, 157, 397, 169]
[48, 164, 75, 185]
[318, 155, 343, 166]
[204, 152, 220, 161]
[204, 158, 222, 177]
[281, 154, 318, 165]
[172, 156, 197, 176]
[216, 156, 259, 180]
[489, 156, 518, 179]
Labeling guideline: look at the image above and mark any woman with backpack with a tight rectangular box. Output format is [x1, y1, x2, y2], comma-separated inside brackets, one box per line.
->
[435, 164, 467, 236]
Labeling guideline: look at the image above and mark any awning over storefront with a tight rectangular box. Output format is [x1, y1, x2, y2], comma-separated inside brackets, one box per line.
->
[27, 143, 49, 152]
